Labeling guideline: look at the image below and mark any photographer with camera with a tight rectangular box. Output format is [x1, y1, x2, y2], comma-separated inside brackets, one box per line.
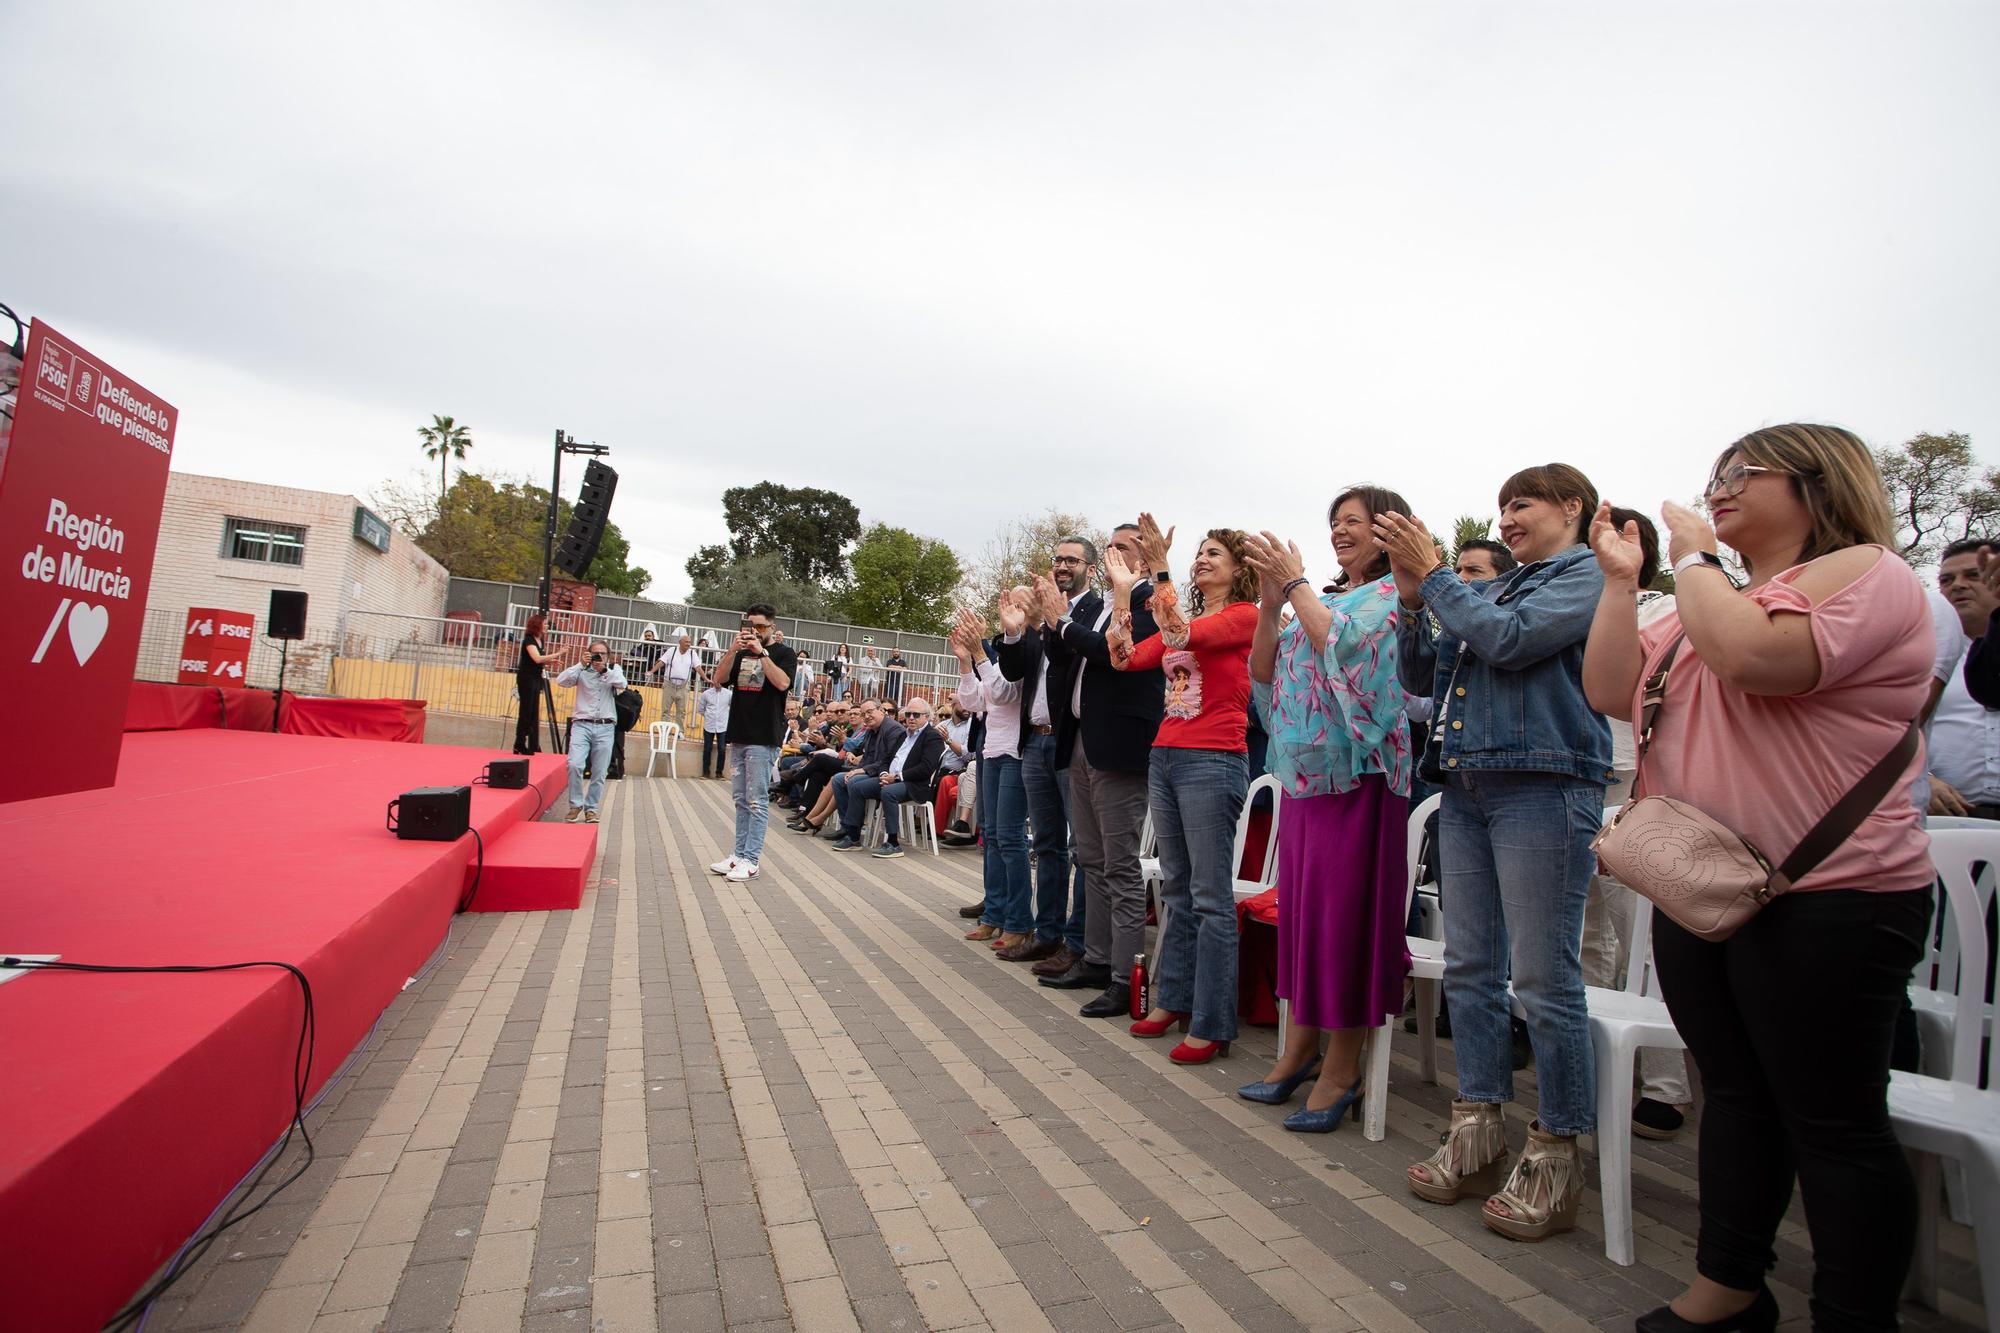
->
[708, 604, 798, 882]
[555, 640, 627, 824]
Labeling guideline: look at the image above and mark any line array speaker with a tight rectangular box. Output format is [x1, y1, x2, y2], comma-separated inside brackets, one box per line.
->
[554, 460, 618, 578]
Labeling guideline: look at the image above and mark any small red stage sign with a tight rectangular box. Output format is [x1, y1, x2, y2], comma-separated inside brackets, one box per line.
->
[178, 607, 256, 687]
[0, 320, 176, 803]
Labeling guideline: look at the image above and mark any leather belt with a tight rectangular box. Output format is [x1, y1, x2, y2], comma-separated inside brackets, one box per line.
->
[575, 717, 615, 725]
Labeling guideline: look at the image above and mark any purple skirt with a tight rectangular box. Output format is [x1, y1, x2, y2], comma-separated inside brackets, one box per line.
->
[1274, 778, 1410, 1030]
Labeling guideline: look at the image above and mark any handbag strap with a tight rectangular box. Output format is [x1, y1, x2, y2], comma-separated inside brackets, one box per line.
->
[1631, 630, 1923, 892]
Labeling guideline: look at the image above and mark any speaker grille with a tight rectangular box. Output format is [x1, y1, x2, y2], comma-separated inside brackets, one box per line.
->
[554, 461, 618, 577]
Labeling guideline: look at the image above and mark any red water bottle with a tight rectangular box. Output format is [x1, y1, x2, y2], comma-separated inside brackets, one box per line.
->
[1129, 953, 1148, 1020]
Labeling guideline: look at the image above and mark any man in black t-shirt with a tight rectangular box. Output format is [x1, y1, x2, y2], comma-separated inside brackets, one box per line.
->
[707, 603, 797, 883]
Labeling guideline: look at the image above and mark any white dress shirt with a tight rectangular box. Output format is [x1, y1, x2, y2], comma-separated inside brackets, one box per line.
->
[1930, 651, 2000, 804]
[958, 658, 1023, 759]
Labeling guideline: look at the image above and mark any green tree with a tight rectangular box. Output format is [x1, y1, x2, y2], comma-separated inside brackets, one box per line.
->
[688, 551, 827, 619]
[717, 482, 863, 584]
[417, 415, 472, 500]
[406, 471, 651, 595]
[1875, 431, 1998, 566]
[684, 543, 732, 587]
[964, 508, 1108, 613]
[831, 525, 965, 634]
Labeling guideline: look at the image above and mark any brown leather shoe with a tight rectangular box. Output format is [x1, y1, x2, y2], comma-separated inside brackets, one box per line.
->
[1017, 939, 1069, 967]
[964, 923, 1000, 941]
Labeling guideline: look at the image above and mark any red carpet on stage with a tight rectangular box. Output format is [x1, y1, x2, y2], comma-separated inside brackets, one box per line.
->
[0, 729, 571, 1332]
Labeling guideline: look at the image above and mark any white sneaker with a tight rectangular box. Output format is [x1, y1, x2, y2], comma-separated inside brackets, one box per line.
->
[726, 861, 759, 882]
[708, 856, 739, 876]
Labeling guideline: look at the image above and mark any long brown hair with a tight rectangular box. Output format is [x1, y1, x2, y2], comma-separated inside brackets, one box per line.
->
[1186, 529, 1262, 616]
[1714, 424, 1896, 570]
[524, 613, 546, 642]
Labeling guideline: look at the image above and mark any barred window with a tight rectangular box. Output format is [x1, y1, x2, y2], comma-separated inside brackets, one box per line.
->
[222, 516, 306, 566]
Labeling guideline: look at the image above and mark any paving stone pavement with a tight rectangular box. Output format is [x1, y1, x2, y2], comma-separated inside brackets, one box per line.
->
[143, 774, 1989, 1332]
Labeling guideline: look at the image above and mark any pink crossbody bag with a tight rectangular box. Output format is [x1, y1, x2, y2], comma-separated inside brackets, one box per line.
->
[1591, 633, 1920, 943]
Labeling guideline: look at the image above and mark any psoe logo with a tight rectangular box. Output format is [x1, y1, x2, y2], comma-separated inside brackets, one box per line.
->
[34, 342, 75, 410]
[72, 364, 96, 409]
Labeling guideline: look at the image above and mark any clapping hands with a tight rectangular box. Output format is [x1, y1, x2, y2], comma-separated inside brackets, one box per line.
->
[1239, 531, 1305, 604]
[1589, 501, 1647, 590]
[1371, 511, 1443, 606]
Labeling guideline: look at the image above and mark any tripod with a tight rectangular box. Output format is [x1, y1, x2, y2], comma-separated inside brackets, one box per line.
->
[543, 677, 564, 757]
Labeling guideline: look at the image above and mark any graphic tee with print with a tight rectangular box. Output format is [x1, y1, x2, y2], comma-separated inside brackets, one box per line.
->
[724, 640, 799, 746]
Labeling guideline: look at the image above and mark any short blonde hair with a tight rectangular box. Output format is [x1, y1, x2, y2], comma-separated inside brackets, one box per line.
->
[1715, 424, 1895, 568]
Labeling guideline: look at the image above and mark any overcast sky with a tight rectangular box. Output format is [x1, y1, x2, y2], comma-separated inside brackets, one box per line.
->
[7, 2, 1997, 601]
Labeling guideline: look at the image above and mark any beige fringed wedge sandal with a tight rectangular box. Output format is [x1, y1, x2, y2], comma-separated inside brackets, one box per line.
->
[1407, 1100, 1508, 1204]
[1481, 1120, 1582, 1241]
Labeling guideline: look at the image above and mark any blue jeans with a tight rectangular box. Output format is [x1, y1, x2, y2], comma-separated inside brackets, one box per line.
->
[730, 743, 777, 863]
[832, 678, 848, 700]
[1021, 731, 1075, 944]
[567, 721, 616, 811]
[979, 755, 1031, 933]
[835, 771, 879, 836]
[1150, 748, 1248, 1043]
[1438, 770, 1603, 1136]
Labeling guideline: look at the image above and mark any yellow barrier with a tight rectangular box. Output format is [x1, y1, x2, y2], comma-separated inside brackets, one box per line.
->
[327, 659, 696, 732]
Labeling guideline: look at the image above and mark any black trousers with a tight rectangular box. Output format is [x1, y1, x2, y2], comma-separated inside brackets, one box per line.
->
[796, 751, 847, 808]
[1654, 885, 1931, 1332]
[514, 685, 540, 754]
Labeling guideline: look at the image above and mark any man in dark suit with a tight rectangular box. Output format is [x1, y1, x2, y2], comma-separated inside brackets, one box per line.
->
[829, 700, 907, 850]
[1028, 523, 1165, 1012]
[837, 695, 947, 859]
[996, 536, 1099, 966]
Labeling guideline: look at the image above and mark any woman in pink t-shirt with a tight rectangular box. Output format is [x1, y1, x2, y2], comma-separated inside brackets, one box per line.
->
[1583, 424, 1932, 1333]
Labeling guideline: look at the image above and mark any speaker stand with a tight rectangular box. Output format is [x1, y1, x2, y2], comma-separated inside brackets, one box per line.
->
[543, 677, 564, 757]
[272, 639, 290, 733]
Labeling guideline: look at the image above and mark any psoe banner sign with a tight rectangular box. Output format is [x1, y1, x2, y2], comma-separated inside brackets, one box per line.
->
[178, 607, 256, 687]
[0, 320, 176, 803]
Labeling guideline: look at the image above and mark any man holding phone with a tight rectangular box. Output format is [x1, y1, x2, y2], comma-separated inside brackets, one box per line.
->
[708, 604, 797, 882]
[556, 640, 627, 823]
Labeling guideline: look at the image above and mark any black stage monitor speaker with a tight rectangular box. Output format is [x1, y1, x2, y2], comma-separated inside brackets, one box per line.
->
[387, 786, 471, 841]
[554, 460, 618, 577]
[484, 759, 529, 790]
[268, 589, 308, 641]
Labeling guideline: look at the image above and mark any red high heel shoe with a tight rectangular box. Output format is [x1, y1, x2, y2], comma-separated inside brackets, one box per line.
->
[1129, 1011, 1190, 1039]
[1169, 1038, 1231, 1064]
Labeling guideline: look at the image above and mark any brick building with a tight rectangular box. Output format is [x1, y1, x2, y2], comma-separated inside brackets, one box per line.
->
[137, 472, 449, 690]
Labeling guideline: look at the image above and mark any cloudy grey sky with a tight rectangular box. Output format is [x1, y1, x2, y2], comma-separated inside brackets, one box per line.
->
[7, 1, 1997, 600]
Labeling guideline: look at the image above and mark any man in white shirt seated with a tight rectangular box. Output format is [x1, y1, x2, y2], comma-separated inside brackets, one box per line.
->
[1929, 538, 2000, 820]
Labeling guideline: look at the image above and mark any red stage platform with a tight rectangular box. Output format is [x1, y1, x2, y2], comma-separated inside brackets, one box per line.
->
[0, 729, 576, 1332]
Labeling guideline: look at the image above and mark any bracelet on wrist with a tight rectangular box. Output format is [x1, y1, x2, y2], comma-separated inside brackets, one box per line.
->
[1280, 576, 1310, 599]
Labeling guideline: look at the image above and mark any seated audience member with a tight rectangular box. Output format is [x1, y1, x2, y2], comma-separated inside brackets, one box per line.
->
[783, 702, 867, 831]
[1584, 425, 1932, 1330]
[828, 697, 911, 850]
[832, 696, 945, 858]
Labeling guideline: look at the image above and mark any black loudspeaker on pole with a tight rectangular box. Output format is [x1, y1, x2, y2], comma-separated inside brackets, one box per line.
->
[268, 590, 307, 732]
[553, 460, 617, 578]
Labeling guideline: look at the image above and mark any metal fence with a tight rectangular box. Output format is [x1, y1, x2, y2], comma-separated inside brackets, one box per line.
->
[132, 603, 969, 732]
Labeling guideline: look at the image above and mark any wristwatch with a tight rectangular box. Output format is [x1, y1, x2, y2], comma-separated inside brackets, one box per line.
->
[1672, 550, 1728, 579]
[1154, 571, 1172, 584]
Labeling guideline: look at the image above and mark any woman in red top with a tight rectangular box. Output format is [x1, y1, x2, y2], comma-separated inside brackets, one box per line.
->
[1108, 515, 1261, 1063]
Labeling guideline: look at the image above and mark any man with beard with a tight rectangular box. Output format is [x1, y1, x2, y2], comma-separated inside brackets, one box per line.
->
[997, 536, 1098, 973]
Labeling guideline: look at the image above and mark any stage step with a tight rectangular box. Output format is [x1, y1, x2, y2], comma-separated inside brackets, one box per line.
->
[466, 821, 596, 912]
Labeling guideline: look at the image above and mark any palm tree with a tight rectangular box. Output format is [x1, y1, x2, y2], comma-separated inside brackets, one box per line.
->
[1450, 514, 1493, 559]
[417, 415, 473, 501]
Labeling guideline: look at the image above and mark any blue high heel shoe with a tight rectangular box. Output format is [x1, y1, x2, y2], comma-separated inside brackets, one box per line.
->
[1236, 1058, 1322, 1106]
[1282, 1075, 1365, 1133]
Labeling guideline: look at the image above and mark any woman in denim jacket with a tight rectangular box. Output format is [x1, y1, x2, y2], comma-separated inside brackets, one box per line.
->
[1375, 464, 1612, 1243]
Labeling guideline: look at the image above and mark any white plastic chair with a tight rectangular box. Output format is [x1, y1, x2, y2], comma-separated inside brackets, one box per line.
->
[1399, 794, 1449, 1088]
[1358, 792, 1444, 1141]
[644, 721, 681, 778]
[1895, 826, 2000, 1319]
[861, 796, 939, 856]
[1912, 815, 1997, 1081]
[1587, 892, 1689, 1266]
